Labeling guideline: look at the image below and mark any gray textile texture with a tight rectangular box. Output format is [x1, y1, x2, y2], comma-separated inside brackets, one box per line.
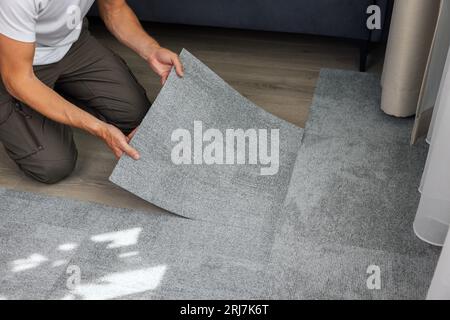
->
[0, 188, 273, 300]
[110, 49, 303, 227]
[0, 68, 440, 300]
[271, 69, 441, 299]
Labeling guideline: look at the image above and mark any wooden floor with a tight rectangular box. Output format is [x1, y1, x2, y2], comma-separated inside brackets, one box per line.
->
[0, 20, 385, 210]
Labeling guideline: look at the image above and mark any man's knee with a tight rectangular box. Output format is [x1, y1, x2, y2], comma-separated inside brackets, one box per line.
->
[129, 97, 150, 125]
[120, 94, 151, 134]
[20, 150, 78, 185]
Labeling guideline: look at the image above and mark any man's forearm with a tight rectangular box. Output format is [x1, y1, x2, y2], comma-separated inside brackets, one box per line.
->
[99, 2, 160, 60]
[5, 75, 105, 137]
[97, 0, 183, 85]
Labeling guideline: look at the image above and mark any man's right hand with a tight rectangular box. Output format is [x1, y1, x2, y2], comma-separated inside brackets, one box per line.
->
[0, 33, 141, 162]
[0, 33, 140, 162]
[98, 123, 140, 160]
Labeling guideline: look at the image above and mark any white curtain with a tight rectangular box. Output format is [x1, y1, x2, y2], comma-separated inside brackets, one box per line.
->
[428, 232, 450, 299]
[412, 0, 450, 143]
[414, 45, 450, 247]
[413, 45, 450, 299]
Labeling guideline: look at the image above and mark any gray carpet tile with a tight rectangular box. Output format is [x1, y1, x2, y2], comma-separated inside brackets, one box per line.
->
[283, 133, 433, 255]
[49, 213, 275, 299]
[306, 70, 413, 143]
[110, 49, 304, 227]
[0, 219, 86, 299]
[272, 69, 441, 299]
[0, 68, 440, 300]
[0, 188, 274, 300]
[267, 236, 437, 300]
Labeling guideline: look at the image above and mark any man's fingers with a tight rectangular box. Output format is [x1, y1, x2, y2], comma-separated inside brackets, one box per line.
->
[102, 123, 140, 160]
[121, 141, 140, 160]
[127, 127, 138, 142]
[161, 72, 169, 85]
[171, 54, 184, 77]
[114, 148, 123, 159]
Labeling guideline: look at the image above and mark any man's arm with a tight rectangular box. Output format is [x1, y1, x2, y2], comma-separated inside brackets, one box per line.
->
[97, 0, 184, 84]
[0, 34, 140, 160]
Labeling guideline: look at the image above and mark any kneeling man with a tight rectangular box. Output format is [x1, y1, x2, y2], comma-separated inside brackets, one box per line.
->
[0, 0, 183, 183]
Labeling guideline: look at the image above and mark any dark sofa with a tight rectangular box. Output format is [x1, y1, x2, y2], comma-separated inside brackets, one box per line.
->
[91, 0, 393, 70]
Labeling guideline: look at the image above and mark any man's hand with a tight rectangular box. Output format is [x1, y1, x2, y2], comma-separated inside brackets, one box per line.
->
[146, 47, 184, 85]
[126, 127, 138, 143]
[0, 33, 140, 163]
[98, 123, 140, 160]
[97, 1, 184, 84]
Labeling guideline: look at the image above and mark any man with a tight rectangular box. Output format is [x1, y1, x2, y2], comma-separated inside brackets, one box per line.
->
[0, 0, 184, 184]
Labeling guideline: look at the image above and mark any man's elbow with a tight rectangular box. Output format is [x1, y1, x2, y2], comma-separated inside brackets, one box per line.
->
[0, 70, 34, 99]
[98, 0, 127, 21]
[1, 75, 22, 99]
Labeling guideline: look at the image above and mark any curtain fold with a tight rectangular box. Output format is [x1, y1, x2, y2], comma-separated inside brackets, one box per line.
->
[412, 0, 450, 144]
[428, 231, 450, 299]
[381, 0, 441, 117]
[414, 44, 450, 247]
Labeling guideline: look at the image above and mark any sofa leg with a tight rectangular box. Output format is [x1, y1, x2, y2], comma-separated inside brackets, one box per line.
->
[359, 40, 370, 72]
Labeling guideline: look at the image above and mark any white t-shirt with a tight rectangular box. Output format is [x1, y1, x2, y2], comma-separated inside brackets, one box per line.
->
[0, 0, 95, 66]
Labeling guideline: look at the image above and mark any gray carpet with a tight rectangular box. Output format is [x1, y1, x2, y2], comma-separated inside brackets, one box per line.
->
[0, 188, 274, 300]
[110, 49, 304, 227]
[269, 69, 441, 299]
[0, 68, 440, 300]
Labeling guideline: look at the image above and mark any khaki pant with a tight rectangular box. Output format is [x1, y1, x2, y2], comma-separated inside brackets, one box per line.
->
[0, 25, 151, 184]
